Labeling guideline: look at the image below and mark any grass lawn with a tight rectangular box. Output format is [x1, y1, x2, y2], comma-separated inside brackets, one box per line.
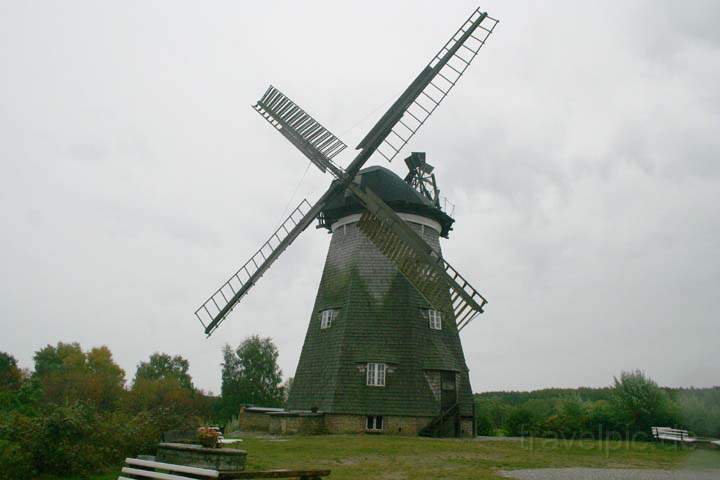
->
[237, 435, 693, 479]
[61, 434, 705, 480]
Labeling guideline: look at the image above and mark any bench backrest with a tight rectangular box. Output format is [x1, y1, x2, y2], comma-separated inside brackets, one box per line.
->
[119, 458, 218, 480]
[651, 426, 689, 439]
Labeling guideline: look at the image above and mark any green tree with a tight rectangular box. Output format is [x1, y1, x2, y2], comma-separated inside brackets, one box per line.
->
[33, 342, 85, 378]
[282, 377, 293, 406]
[220, 336, 284, 417]
[611, 370, 677, 438]
[0, 351, 22, 391]
[505, 406, 536, 436]
[32, 342, 125, 410]
[134, 353, 193, 390]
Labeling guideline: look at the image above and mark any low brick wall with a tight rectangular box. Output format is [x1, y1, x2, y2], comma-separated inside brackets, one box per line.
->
[156, 443, 247, 471]
[238, 408, 474, 437]
[238, 407, 282, 431]
[268, 412, 325, 435]
[460, 417, 474, 438]
[325, 414, 434, 435]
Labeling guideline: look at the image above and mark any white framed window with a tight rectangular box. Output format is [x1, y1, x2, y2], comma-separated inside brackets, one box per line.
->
[366, 415, 383, 431]
[366, 362, 386, 387]
[320, 309, 338, 329]
[428, 309, 442, 330]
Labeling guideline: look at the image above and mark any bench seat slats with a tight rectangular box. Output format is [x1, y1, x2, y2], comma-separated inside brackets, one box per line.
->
[219, 470, 331, 479]
[122, 467, 202, 480]
[125, 458, 219, 478]
[119, 457, 330, 480]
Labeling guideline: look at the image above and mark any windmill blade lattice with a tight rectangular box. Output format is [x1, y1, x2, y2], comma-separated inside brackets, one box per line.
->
[359, 8, 498, 163]
[254, 85, 347, 175]
[351, 184, 487, 331]
[196, 198, 317, 336]
[194, 7, 496, 336]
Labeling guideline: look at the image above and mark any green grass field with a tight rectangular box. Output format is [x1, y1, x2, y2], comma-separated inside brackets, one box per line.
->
[53, 434, 716, 480]
[238, 435, 694, 479]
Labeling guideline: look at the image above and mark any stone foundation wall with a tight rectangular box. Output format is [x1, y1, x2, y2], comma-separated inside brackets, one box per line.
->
[325, 414, 434, 435]
[460, 418, 474, 438]
[239, 409, 272, 431]
[156, 443, 246, 471]
[239, 409, 474, 437]
[268, 413, 325, 435]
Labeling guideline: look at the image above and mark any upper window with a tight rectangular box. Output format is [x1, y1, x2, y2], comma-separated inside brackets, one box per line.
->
[428, 309, 442, 330]
[320, 309, 338, 329]
[366, 363, 386, 387]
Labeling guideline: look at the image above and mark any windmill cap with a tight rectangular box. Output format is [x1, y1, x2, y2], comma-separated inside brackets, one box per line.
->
[321, 165, 455, 238]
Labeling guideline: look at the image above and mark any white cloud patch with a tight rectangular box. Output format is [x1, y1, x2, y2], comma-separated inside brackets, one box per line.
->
[1, 0, 718, 393]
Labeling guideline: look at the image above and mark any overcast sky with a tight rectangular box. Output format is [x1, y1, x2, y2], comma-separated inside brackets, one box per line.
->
[1, 1, 718, 395]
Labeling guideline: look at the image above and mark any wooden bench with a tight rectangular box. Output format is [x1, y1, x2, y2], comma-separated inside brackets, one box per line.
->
[118, 458, 330, 480]
[651, 426, 696, 443]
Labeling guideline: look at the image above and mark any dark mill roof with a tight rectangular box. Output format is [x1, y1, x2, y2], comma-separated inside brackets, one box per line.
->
[319, 166, 455, 238]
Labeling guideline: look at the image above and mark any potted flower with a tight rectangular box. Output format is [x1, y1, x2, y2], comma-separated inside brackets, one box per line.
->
[197, 426, 220, 448]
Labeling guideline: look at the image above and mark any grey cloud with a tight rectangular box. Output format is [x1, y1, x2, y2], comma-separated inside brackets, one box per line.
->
[1, 0, 718, 393]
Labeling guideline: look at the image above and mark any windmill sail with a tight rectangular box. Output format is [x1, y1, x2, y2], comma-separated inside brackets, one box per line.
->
[349, 184, 487, 331]
[254, 85, 347, 176]
[356, 8, 498, 163]
[196, 198, 321, 336]
[195, 7, 495, 336]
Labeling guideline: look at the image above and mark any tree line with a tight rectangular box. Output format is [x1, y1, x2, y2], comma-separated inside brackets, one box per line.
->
[0, 335, 286, 479]
[475, 370, 720, 440]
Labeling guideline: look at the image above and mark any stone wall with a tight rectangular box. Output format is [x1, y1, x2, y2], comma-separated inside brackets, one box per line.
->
[239, 409, 472, 437]
[268, 413, 325, 435]
[460, 418, 474, 437]
[156, 443, 246, 471]
[238, 409, 272, 431]
[325, 414, 434, 435]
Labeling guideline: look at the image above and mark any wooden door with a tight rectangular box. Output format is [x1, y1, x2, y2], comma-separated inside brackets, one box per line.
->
[440, 371, 457, 411]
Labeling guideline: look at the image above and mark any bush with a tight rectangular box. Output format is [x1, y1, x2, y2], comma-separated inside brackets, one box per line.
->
[586, 399, 621, 437]
[0, 438, 34, 480]
[543, 397, 588, 437]
[0, 402, 203, 478]
[0, 343, 219, 479]
[506, 406, 542, 436]
[611, 370, 678, 439]
[676, 388, 720, 438]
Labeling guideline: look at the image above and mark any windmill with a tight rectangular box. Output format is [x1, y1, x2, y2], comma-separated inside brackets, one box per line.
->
[196, 7, 498, 436]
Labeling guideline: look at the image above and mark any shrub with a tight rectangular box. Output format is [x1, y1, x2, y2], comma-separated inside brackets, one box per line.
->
[610, 370, 678, 439]
[506, 406, 542, 436]
[0, 438, 34, 480]
[676, 388, 720, 438]
[586, 399, 621, 437]
[543, 397, 588, 437]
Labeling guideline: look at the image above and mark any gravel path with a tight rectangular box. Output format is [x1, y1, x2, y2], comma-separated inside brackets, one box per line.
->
[501, 468, 719, 480]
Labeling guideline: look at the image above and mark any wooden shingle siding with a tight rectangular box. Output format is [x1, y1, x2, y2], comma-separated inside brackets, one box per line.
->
[287, 168, 474, 420]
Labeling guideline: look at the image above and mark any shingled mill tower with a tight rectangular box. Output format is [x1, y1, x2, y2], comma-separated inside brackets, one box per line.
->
[194, 8, 499, 436]
[287, 161, 474, 435]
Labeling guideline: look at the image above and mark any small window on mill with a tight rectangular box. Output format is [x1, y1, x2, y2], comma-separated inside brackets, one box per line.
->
[366, 415, 383, 431]
[320, 309, 338, 329]
[428, 309, 442, 330]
